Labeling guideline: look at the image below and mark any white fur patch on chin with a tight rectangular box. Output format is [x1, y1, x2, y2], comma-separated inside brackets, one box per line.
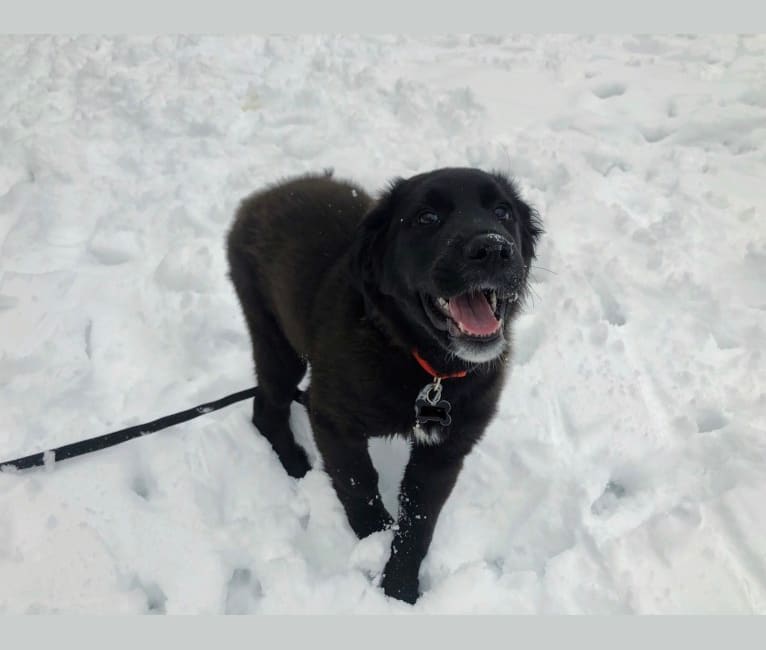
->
[450, 336, 507, 364]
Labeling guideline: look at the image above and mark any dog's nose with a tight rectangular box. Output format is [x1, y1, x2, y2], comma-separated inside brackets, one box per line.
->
[464, 233, 514, 264]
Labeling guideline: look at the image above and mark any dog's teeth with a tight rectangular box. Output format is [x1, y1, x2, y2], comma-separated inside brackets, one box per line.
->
[511, 292, 519, 303]
[437, 297, 449, 311]
[489, 291, 497, 311]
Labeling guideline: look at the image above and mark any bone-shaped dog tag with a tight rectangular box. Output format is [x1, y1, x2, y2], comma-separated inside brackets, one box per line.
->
[415, 380, 452, 427]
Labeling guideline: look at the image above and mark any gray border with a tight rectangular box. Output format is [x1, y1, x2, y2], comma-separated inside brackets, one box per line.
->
[1, 7, 765, 634]
[3, 0, 766, 32]
[1, 616, 765, 642]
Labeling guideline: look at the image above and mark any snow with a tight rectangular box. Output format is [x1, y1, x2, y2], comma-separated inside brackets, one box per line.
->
[1, 34, 765, 613]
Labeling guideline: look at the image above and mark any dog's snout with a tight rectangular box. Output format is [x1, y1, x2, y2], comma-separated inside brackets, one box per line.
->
[464, 233, 514, 264]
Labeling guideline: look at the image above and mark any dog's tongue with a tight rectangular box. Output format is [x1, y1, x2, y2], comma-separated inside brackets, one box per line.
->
[448, 291, 500, 336]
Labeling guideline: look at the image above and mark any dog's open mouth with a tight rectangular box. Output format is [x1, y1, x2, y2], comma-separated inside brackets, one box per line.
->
[421, 288, 517, 339]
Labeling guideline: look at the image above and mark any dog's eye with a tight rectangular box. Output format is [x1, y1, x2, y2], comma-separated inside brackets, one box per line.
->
[417, 211, 440, 226]
[494, 205, 511, 221]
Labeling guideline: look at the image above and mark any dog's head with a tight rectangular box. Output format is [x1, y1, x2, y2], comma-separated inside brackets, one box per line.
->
[351, 167, 543, 364]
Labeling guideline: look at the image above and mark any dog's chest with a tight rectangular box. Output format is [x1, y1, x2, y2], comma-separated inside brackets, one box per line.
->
[363, 381, 451, 446]
[412, 421, 445, 446]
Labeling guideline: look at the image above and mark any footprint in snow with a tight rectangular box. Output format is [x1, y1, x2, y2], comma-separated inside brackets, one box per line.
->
[131, 474, 155, 500]
[695, 407, 728, 433]
[592, 82, 626, 99]
[639, 125, 672, 144]
[589, 277, 627, 327]
[225, 568, 263, 614]
[591, 481, 627, 517]
[131, 577, 167, 614]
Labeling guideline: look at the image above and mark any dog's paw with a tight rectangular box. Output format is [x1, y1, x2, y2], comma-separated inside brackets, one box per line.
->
[280, 444, 311, 478]
[348, 508, 394, 540]
[381, 564, 420, 604]
[381, 573, 419, 605]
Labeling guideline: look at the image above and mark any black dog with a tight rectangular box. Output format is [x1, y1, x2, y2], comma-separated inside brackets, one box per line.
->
[226, 167, 542, 603]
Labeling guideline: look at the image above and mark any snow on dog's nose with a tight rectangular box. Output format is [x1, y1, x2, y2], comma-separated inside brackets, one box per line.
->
[464, 233, 514, 266]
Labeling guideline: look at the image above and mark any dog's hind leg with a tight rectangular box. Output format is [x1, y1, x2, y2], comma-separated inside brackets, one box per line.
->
[228, 251, 311, 479]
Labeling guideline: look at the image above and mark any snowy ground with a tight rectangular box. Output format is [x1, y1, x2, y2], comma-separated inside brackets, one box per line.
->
[1, 34, 765, 614]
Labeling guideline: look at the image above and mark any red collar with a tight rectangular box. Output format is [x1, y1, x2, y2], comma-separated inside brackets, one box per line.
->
[411, 349, 468, 380]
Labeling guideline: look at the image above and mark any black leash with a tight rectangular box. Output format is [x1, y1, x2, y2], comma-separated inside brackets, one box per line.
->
[0, 386, 274, 473]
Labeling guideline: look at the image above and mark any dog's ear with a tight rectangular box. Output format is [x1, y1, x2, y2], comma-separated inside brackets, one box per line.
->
[349, 177, 404, 291]
[490, 171, 544, 261]
[515, 198, 544, 261]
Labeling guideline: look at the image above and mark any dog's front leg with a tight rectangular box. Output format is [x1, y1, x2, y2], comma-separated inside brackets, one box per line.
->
[381, 444, 466, 604]
[313, 421, 394, 539]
